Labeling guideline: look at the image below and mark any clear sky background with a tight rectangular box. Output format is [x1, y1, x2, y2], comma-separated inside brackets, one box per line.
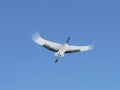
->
[0, 0, 120, 90]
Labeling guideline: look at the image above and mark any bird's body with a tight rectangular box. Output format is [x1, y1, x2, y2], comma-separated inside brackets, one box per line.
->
[32, 33, 93, 63]
[55, 43, 67, 57]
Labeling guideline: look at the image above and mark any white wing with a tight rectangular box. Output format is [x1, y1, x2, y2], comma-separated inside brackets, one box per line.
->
[65, 44, 93, 53]
[32, 33, 62, 52]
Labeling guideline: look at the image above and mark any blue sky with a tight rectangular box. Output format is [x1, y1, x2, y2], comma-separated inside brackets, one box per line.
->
[0, 0, 120, 90]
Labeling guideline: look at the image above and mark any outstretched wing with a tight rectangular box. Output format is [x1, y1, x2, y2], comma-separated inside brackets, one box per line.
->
[32, 33, 62, 52]
[65, 44, 93, 53]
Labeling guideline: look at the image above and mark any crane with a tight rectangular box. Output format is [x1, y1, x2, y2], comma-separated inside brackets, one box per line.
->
[32, 33, 93, 63]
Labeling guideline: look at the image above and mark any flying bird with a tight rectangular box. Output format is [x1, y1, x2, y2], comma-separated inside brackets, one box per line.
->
[32, 33, 93, 63]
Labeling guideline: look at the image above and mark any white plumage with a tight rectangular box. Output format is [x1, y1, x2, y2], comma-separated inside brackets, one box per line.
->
[32, 32, 93, 63]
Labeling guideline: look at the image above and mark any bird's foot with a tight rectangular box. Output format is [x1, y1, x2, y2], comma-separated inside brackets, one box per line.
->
[55, 59, 59, 63]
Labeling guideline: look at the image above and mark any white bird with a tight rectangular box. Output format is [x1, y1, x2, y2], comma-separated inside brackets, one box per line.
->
[32, 33, 93, 63]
